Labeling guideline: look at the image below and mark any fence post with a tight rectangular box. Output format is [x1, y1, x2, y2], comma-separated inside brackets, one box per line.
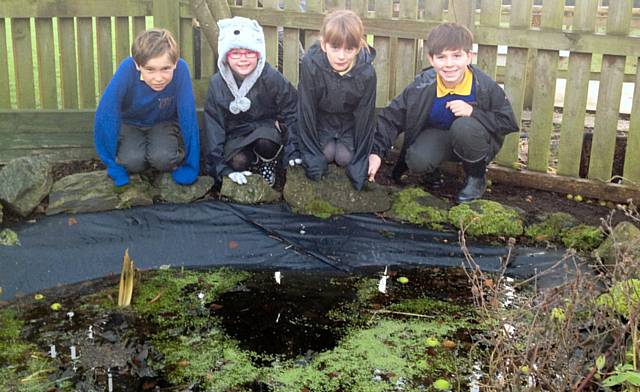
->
[153, 0, 181, 42]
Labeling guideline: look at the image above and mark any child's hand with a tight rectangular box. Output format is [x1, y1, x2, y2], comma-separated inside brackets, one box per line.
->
[446, 100, 473, 117]
[368, 154, 382, 182]
[228, 171, 252, 185]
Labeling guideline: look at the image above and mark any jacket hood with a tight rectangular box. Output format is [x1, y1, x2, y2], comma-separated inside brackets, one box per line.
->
[306, 41, 376, 76]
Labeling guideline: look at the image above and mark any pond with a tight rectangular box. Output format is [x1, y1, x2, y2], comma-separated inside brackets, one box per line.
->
[2, 266, 481, 391]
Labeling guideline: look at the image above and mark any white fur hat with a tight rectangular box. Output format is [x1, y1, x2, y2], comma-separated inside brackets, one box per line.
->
[216, 16, 266, 114]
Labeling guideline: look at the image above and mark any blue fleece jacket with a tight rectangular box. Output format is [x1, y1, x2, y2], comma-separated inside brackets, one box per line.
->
[94, 57, 200, 186]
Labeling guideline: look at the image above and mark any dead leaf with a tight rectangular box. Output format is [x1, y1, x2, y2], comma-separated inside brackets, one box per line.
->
[209, 303, 223, 311]
[228, 240, 239, 249]
[68, 217, 78, 226]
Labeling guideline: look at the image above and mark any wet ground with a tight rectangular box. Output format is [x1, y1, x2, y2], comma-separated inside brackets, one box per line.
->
[1, 266, 479, 391]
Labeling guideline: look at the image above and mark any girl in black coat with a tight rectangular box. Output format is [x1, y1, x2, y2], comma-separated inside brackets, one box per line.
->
[204, 17, 298, 186]
[293, 10, 377, 191]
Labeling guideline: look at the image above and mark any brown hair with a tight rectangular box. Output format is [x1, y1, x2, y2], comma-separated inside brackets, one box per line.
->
[425, 22, 473, 56]
[320, 10, 368, 50]
[131, 28, 179, 66]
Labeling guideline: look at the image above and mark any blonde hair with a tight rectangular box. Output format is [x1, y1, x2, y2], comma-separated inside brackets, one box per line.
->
[320, 10, 368, 50]
[131, 28, 179, 66]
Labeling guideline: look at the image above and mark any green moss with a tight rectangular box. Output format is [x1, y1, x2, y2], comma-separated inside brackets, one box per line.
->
[391, 187, 449, 229]
[134, 268, 250, 318]
[303, 199, 344, 219]
[137, 268, 258, 388]
[561, 224, 604, 251]
[0, 308, 57, 391]
[448, 200, 523, 237]
[525, 212, 578, 242]
[597, 279, 640, 317]
[270, 318, 473, 391]
[388, 297, 470, 318]
[153, 332, 262, 390]
[0, 228, 21, 246]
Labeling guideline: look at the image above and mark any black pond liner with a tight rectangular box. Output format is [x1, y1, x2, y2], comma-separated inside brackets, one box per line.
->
[0, 200, 571, 301]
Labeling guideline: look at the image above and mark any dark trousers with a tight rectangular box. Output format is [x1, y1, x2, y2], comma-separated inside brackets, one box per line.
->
[116, 121, 184, 173]
[405, 117, 494, 174]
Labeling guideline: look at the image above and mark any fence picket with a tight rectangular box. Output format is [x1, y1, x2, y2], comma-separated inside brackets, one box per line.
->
[115, 17, 130, 65]
[133, 16, 146, 38]
[35, 18, 58, 109]
[394, 0, 418, 100]
[527, 0, 564, 173]
[557, 0, 597, 178]
[588, 0, 631, 181]
[495, 0, 531, 167]
[624, 60, 640, 185]
[11, 18, 36, 109]
[77, 17, 96, 108]
[57, 17, 79, 109]
[476, 0, 501, 78]
[262, 0, 279, 70]
[283, 0, 300, 85]
[180, 18, 195, 77]
[303, 0, 321, 52]
[0, 19, 10, 108]
[373, 0, 392, 107]
[96, 17, 113, 94]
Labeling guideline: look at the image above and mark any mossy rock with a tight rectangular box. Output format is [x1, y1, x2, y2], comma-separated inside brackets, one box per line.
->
[154, 173, 215, 203]
[47, 171, 153, 215]
[561, 224, 604, 252]
[448, 200, 524, 237]
[594, 221, 640, 266]
[220, 175, 281, 204]
[525, 212, 579, 243]
[0, 156, 53, 217]
[597, 279, 640, 317]
[387, 187, 450, 230]
[283, 165, 392, 218]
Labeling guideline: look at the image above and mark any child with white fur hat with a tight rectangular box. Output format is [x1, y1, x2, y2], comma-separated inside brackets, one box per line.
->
[203, 16, 299, 186]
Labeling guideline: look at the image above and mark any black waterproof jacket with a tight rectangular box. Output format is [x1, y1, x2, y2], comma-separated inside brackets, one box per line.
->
[204, 63, 299, 179]
[374, 65, 519, 161]
[297, 41, 377, 191]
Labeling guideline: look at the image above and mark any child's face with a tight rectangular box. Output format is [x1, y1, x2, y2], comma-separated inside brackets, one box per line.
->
[428, 48, 473, 88]
[226, 49, 259, 79]
[321, 41, 358, 72]
[135, 52, 177, 92]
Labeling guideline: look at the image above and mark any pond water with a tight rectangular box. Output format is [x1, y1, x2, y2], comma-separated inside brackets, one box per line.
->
[1, 266, 480, 391]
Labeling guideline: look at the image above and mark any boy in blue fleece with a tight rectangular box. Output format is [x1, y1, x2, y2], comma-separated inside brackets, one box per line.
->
[94, 28, 199, 187]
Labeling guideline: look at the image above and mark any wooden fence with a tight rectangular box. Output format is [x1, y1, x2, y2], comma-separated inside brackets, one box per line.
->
[1, 0, 639, 201]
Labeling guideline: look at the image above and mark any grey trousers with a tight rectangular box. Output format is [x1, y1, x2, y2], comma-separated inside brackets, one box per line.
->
[116, 121, 185, 173]
[405, 117, 494, 174]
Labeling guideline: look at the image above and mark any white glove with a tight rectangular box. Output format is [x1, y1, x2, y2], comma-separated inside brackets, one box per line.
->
[288, 158, 302, 167]
[228, 171, 252, 185]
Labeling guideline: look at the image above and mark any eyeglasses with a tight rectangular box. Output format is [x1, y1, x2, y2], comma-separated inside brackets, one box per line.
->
[227, 49, 259, 59]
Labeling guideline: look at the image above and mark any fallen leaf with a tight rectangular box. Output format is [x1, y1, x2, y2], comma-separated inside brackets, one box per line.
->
[68, 217, 78, 226]
[229, 240, 239, 249]
[209, 303, 223, 311]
